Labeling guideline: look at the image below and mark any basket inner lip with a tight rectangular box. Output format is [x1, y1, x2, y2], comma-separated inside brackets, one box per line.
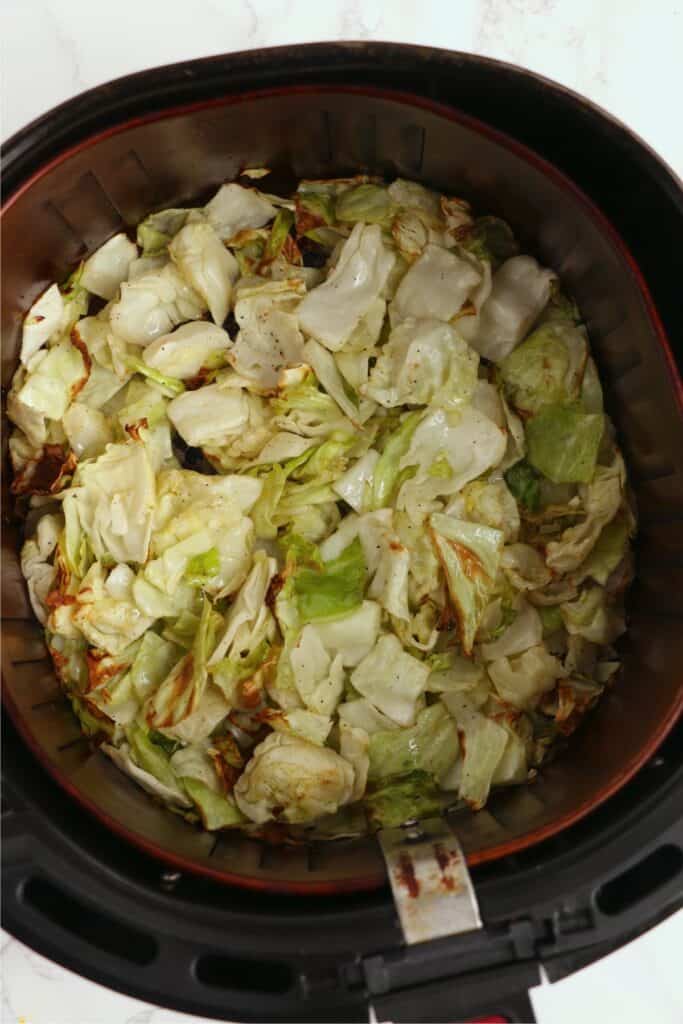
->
[2, 80, 682, 893]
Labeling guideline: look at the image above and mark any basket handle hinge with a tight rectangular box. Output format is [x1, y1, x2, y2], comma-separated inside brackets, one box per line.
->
[378, 815, 482, 946]
[363, 818, 540, 1022]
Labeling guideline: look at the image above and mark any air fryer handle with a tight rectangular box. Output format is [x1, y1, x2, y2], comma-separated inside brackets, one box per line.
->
[368, 959, 539, 1023]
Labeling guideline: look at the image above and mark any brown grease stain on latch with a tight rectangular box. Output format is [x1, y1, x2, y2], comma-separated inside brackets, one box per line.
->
[379, 819, 482, 945]
[395, 852, 420, 898]
[434, 840, 462, 893]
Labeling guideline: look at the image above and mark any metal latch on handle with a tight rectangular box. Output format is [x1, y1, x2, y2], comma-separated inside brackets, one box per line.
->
[379, 816, 482, 945]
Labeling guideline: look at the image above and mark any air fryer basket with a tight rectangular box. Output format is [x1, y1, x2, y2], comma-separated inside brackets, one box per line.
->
[3, 45, 683, 1023]
[2, 58, 683, 898]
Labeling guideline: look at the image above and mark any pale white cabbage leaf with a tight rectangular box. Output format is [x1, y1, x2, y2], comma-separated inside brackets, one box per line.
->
[169, 219, 238, 326]
[109, 265, 206, 346]
[545, 455, 625, 573]
[430, 514, 504, 655]
[229, 278, 306, 388]
[234, 732, 354, 824]
[364, 318, 479, 410]
[350, 633, 429, 726]
[487, 644, 566, 709]
[73, 441, 156, 565]
[81, 233, 138, 300]
[204, 183, 276, 241]
[391, 244, 482, 324]
[143, 322, 232, 380]
[397, 407, 507, 522]
[20, 513, 62, 624]
[20, 284, 64, 365]
[297, 223, 395, 351]
[167, 383, 249, 447]
[468, 255, 555, 363]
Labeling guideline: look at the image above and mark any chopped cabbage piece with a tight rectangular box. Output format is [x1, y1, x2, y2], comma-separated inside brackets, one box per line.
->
[230, 278, 306, 388]
[20, 284, 64, 365]
[364, 771, 442, 828]
[292, 537, 367, 623]
[488, 645, 566, 709]
[333, 449, 379, 513]
[145, 470, 259, 600]
[144, 595, 216, 729]
[526, 403, 604, 484]
[391, 244, 482, 323]
[20, 514, 61, 624]
[397, 407, 507, 521]
[130, 631, 182, 701]
[577, 514, 631, 586]
[430, 515, 504, 655]
[339, 722, 370, 801]
[367, 704, 459, 782]
[443, 700, 508, 808]
[504, 459, 541, 513]
[234, 732, 354, 824]
[298, 223, 395, 350]
[137, 208, 190, 253]
[481, 601, 543, 661]
[501, 543, 552, 591]
[266, 707, 333, 746]
[16, 338, 90, 422]
[447, 479, 520, 543]
[109, 265, 206, 346]
[73, 441, 156, 565]
[71, 562, 156, 655]
[204, 183, 277, 241]
[336, 183, 394, 225]
[168, 384, 249, 447]
[103, 741, 190, 808]
[499, 322, 588, 414]
[338, 698, 400, 734]
[304, 339, 375, 425]
[468, 255, 555, 363]
[350, 634, 429, 727]
[209, 553, 277, 666]
[81, 233, 138, 300]
[365, 318, 479, 409]
[289, 625, 345, 715]
[184, 778, 246, 829]
[169, 220, 238, 326]
[545, 456, 624, 572]
[561, 586, 625, 644]
[63, 403, 113, 460]
[143, 322, 231, 380]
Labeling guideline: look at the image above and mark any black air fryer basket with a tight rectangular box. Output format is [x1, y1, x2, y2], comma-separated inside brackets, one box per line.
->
[2, 44, 682, 1023]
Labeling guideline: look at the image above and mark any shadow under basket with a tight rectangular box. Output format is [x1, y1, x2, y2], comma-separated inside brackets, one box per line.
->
[2, 70, 683, 897]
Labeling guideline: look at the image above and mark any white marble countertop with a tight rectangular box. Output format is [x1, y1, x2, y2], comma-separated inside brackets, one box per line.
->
[2, 1, 682, 1022]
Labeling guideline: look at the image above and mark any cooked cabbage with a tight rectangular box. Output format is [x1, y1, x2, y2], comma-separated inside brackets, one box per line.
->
[467, 255, 555, 363]
[234, 732, 354, 824]
[364, 318, 478, 409]
[143, 321, 231, 380]
[20, 284, 65, 365]
[12, 174, 632, 835]
[391, 244, 482, 323]
[109, 265, 206, 346]
[169, 220, 238, 326]
[297, 223, 395, 350]
[81, 232, 138, 300]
